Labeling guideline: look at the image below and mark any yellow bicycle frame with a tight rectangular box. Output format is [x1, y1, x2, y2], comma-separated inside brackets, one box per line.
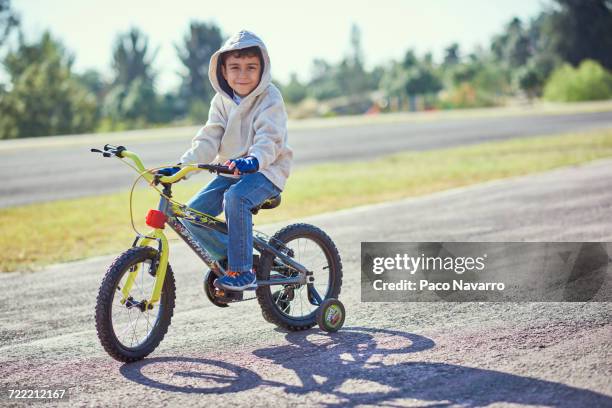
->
[116, 150, 201, 309]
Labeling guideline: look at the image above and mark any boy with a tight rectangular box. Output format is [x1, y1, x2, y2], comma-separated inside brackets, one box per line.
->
[159, 30, 292, 291]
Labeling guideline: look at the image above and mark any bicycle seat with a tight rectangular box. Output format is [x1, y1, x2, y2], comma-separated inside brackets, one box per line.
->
[251, 194, 281, 215]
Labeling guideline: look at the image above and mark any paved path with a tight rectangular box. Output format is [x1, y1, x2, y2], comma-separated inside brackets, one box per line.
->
[1, 160, 611, 406]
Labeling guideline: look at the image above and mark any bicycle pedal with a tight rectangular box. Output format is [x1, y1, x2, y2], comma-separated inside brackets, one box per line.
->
[214, 288, 243, 302]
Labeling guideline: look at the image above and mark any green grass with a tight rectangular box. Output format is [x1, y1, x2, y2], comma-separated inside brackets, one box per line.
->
[2, 128, 612, 272]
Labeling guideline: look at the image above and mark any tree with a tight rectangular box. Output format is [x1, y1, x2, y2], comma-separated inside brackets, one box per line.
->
[381, 55, 443, 111]
[0, 0, 19, 47]
[542, 0, 612, 70]
[380, 61, 408, 99]
[175, 21, 223, 107]
[282, 73, 307, 104]
[488, 1, 612, 96]
[333, 24, 373, 96]
[76, 69, 107, 120]
[491, 17, 531, 68]
[450, 58, 483, 86]
[111, 27, 157, 87]
[515, 63, 544, 99]
[402, 50, 418, 69]
[77, 69, 106, 98]
[104, 77, 157, 123]
[404, 66, 442, 96]
[514, 53, 558, 98]
[0, 32, 98, 138]
[308, 58, 342, 100]
[105, 27, 159, 124]
[443, 43, 460, 67]
[349, 23, 364, 70]
[389, 49, 443, 110]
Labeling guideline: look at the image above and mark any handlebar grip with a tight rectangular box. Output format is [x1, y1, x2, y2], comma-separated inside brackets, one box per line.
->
[198, 164, 235, 175]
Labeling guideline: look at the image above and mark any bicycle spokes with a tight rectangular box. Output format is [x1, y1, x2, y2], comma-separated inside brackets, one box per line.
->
[272, 237, 331, 319]
[111, 259, 161, 349]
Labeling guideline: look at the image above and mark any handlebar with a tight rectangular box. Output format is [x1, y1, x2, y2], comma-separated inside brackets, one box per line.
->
[197, 164, 235, 175]
[152, 164, 235, 184]
[90, 144, 236, 184]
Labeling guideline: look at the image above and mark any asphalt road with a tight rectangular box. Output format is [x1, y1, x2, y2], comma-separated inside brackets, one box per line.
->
[2, 110, 612, 208]
[1, 160, 610, 406]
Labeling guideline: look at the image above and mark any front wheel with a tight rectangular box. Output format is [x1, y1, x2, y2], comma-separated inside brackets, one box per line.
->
[95, 246, 176, 362]
[256, 223, 343, 331]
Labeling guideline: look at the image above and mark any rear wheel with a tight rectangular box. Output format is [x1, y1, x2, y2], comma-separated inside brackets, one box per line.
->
[95, 246, 176, 362]
[256, 223, 342, 331]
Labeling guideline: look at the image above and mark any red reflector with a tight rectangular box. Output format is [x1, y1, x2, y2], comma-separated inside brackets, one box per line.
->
[145, 209, 167, 229]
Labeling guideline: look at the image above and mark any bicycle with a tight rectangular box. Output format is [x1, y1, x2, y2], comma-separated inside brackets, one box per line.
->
[91, 144, 346, 362]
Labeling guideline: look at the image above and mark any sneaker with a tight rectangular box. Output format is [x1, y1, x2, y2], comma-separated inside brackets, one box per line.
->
[214, 270, 257, 291]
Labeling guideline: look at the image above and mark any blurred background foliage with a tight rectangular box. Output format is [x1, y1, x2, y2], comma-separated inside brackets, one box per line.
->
[0, 0, 611, 138]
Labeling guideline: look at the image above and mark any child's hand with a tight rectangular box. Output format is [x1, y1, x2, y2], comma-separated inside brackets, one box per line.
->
[225, 156, 259, 175]
[224, 160, 241, 175]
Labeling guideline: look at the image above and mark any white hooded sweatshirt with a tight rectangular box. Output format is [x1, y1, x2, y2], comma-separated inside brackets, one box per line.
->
[179, 30, 293, 191]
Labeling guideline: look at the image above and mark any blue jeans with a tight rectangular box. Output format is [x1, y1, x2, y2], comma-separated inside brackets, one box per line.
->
[182, 172, 281, 272]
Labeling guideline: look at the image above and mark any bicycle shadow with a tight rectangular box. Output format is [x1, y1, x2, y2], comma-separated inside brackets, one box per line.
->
[120, 327, 612, 407]
[119, 356, 261, 394]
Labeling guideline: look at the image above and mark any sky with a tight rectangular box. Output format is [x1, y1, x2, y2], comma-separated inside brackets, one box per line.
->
[12, 0, 550, 93]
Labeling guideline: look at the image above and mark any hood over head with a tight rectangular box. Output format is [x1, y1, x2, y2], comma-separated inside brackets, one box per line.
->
[208, 30, 271, 102]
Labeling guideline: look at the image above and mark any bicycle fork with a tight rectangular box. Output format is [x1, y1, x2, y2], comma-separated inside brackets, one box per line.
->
[121, 227, 170, 310]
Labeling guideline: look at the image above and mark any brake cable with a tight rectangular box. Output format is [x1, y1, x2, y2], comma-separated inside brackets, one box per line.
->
[115, 158, 192, 238]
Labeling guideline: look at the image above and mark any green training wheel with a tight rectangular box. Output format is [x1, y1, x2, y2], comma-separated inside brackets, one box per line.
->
[316, 298, 345, 333]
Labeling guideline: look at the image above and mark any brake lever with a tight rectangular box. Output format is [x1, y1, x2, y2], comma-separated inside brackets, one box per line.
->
[100, 144, 126, 157]
[91, 148, 112, 157]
